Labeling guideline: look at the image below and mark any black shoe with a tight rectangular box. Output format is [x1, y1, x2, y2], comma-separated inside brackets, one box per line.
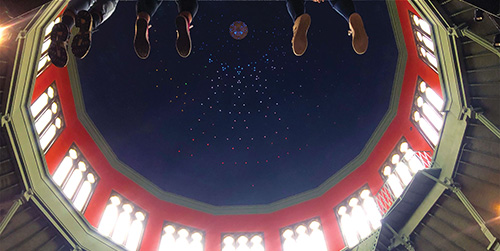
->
[48, 23, 70, 68]
[175, 14, 192, 58]
[71, 10, 93, 59]
[134, 18, 150, 59]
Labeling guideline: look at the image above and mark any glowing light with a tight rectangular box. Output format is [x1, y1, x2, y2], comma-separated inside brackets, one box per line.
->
[73, 181, 92, 211]
[52, 156, 73, 185]
[31, 93, 49, 117]
[63, 168, 82, 198]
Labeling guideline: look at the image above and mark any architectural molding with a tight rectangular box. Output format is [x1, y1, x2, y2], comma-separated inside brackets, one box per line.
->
[67, 0, 409, 214]
[4, 1, 126, 250]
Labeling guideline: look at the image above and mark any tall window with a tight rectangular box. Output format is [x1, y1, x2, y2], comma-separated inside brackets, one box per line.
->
[280, 218, 328, 251]
[222, 233, 264, 251]
[30, 83, 65, 152]
[159, 221, 205, 251]
[410, 12, 438, 71]
[336, 187, 381, 248]
[380, 138, 428, 197]
[38, 17, 61, 75]
[411, 79, 444, 147]
[52, 145, 98, 212]
[98, 193, 147, 251]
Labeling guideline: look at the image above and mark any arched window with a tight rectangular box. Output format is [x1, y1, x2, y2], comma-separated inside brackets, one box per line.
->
[38, 17, 61, 75]
[51, 145, 97, 212]
[30, 84, 65, 152]
[280, 218, 327, 251]
[376, 138, 430, 213]
[336, 187, 381, 248]
[221, 233, 264, 251]
[158, 221, 205, 251]
[98, 193, 147, 251]
[410, 12, 438, 71]
[411, 79, 444, 147]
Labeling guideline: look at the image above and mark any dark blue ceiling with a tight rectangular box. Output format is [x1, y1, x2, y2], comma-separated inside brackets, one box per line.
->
[78, 0, 398, 206]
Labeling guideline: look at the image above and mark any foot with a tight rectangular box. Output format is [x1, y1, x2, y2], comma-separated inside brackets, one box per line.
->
[134, 13, 151, 59]
[48, 22, 70, 68]
[348, 13, 368, 55]
[71, 10, 93, 59]
[175, 12, 192, 58]
[291, 13, 311, 56]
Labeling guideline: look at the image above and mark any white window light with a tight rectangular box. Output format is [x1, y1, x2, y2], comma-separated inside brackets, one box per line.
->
[222, 233, 264, 251]
[412, 80, 444, 147]
[31, 84, 64, 152]
[336, 188, 381, 248]
[38, 17, 61, 75]
[159, 222, 205, 251]
[280, 218, 327, 251]
[410, 12, 438, 72]
[379, 138, 429, 202]
[51, 146, 98, 212]
[98, 193, 147, 251]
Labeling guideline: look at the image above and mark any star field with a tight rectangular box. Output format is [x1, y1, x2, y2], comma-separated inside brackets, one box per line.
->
[78, 1, 398, 205]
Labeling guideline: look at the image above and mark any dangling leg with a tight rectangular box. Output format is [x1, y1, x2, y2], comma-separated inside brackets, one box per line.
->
[134, 0, 162, 59]
[287, 0, 310, 56]
[49, 0, 94, 67]
[329, 0, 368, 54]
[71, 0, 119, 59]
[175, 0, 198, 58]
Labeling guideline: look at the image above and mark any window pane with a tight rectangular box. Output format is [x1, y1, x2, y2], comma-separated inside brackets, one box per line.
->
[125, 220, 144, 251]
[98, 203, 119, 236]
[35, 109, 53, 133]
[52, 156, 73, 185]
[112, 205, 132, 244]
[73, 181, 92, 211]
[31, 93, 49, 118]
[281, 218, 326, 251]
[63, 169, 82, 199]
[40, 124, 56, 149]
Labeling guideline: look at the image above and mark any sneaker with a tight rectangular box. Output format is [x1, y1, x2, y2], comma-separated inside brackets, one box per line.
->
[134, 17, 150, 59]
[71, 10, 93, 59]
[48, 23, 70, 68]
[292, 13, 311, 56]
[348, 13, 368, 55]
[175, 13, 192, 58]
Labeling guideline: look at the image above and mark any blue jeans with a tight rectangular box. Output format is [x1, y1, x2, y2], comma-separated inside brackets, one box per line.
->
[63, 0, 119, 28]
[137, 0, 199, 18]
[286, 0, 356, 22]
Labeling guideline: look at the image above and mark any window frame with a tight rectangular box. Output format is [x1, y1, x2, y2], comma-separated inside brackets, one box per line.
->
[159, 221, 206, 251]
[410, 77, 445, 148]
[334, 185, 382, 248]
[409, 11, 438, 72]
[52, 144, 99, 213]
[221, 232, 265, 251]
[31, 82, 65, 153]
[98, 191, 148, 251]
[38, 17, 61, 76]
[279, 217, 328, 251]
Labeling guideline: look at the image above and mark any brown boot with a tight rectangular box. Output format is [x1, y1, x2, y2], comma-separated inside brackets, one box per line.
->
[175, 11, 193, 58]
[291, 13, 311, 56]
[348, 13, 368, 55]
[134, 12, 151, 59]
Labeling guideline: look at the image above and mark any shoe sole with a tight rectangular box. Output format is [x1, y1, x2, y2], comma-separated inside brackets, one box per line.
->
[349, 13, 368, 55]
[134, 18, 150, 59]
[292, 14, 311, 56]
[72, 11, 92, 59]
[175, 15, 191, 58]
[48, 23, 69, 68]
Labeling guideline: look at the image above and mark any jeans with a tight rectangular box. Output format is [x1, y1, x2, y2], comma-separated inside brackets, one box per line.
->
[63, 0, 119, 28]
[286, 0, 355, 22]
[137, 0, 199, 18]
